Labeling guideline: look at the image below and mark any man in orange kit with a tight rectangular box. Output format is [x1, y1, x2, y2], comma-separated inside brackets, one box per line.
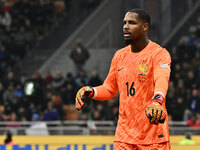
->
[75, 9, 171, 150]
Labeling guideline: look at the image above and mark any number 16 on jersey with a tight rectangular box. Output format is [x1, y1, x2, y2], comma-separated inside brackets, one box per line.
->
[125, 82, 135, 96]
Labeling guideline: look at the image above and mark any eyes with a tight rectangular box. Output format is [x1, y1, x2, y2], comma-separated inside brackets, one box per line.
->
[123, 20, 136, 25]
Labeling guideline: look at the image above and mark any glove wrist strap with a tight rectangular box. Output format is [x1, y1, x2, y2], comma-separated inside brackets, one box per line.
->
[88, 87, 95, 98]
[152, 94, 164, 105]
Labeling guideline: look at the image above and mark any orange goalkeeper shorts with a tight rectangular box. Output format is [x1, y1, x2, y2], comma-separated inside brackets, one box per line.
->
[114, 141, 171, 150]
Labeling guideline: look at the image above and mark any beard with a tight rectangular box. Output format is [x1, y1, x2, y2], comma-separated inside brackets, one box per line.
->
[124, 38, 133, 46]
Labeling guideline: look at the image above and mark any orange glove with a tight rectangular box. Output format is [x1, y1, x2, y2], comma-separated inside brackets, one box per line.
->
[145, 94, 166, 125]
[75, 86, 94, 110]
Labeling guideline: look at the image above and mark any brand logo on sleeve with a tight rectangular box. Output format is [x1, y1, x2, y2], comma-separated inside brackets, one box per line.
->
[118, 68, 124, 72]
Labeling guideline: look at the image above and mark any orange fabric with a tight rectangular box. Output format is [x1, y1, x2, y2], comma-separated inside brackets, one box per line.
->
[154, 50, 171, 97]
[94, 85, 117, 100]
[94, 40, 171, 144]
[114, 141, 171, 150]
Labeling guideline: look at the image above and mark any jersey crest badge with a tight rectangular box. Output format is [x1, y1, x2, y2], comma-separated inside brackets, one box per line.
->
[138, 60, 149, 76]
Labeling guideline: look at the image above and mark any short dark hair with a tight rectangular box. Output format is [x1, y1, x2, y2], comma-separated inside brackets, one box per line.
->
[128, 9, 151, 25]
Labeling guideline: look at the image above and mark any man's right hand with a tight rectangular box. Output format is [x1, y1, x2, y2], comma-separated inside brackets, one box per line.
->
[75, 86, 94, 110]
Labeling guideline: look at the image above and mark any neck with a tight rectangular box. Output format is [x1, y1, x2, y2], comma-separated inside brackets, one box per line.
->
[131, 37, 149, 53]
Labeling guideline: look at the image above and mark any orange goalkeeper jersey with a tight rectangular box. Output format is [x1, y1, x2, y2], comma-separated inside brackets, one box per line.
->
[102, 40, 171, 144]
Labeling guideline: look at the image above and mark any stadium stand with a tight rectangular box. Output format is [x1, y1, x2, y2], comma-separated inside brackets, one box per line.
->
[164, 2, 200, 124]
[0, 0, 112, 130]
[19, 0, 103, 77]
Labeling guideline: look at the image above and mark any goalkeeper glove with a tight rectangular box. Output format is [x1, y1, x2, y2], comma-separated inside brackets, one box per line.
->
[145, 94, 166, 125]
[75, 86, 94, 111]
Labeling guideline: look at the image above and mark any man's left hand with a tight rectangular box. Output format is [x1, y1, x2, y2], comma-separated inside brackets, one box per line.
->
[145, 94, 166, 125]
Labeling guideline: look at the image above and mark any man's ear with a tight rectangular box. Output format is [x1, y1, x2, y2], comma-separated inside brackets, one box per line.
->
[143, 23, 149, 32]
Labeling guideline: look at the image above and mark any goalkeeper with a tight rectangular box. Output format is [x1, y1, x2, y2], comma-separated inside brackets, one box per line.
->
[75, 9, 171, 150]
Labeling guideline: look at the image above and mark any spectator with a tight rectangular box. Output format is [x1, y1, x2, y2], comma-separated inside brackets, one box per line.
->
[104, 98, 116, 120]
[6, 112, 20, 135]
[184, 70, 196, 89]
[43, 102, 58, 121]
[0, 10, 12, 27]
[19, 73, 27, 88]
[192, 51, 200, 77]
[17, 107, 27, 121]
[4, 71, 17, 88]
[186, 113, 199, 127]
[187, 89, 200, 115]
[51, 71, 65, 91]
[61, 83, 76, 105]
[62, 83, 77, 120]
[44, 71, 53, 84]
[14, 84, 23, 99]
[70, 42, 90, 71]
[26, 103, 37, 121]
[179, 133, 196, 145]
[32, 71, 44, 87]
[175, 80, 187, 99]
[42, 91, 52, 111]
[28, 71, 45, 106]
[3, 84, 17, 108]
[0, 105, 5, 121]
[0, 46, 7, 62]
[0, 82, 4, 105]
[13, 26, 27, 58]
[65, 72, 75, 87]
[175, 38, 188, 60]
[89, 71, 102, 87]
[75, 70, 89, 88]
[172, 97, 186, 121]
[79, 112, 89, 121]
[166, 81, 176, 117]
[196, 24, 200, 38]
[32, 112, 40, 121]
[186, 33, 199, 58]
[94, 103, 105, 120]
[51, 92, 64, 120]
[171, 63, 182, 86]
[92, 110, 102, 120]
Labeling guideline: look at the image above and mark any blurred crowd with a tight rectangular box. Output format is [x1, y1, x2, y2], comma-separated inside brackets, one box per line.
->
[0, 0, 64, 126]
[0, 0, 113, 124]
[166, 23, 200, 127]
[0, 0, 65, 80]
[0, 70, 119, 123]
[0, 0, 101, 79]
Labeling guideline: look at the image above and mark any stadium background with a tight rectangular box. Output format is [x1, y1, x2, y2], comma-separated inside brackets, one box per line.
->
[0, 0, 200, 149]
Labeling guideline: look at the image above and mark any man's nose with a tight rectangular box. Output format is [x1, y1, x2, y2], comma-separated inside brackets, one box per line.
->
[123, 23, 129, 29]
